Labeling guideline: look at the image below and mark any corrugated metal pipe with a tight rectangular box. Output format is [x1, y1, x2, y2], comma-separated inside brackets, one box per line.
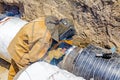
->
[59, 45, 120, 80]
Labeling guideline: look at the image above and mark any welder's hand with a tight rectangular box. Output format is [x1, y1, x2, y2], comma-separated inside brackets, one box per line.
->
[45, 48, 66, 63]
[61, 48, 67, 54]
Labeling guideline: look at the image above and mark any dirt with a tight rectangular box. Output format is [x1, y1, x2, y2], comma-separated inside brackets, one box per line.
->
[0, 58, 10, 80]
[0, 0, 119, 53]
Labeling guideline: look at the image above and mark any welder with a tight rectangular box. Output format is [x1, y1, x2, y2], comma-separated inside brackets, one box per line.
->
[7, 16, 76, 80]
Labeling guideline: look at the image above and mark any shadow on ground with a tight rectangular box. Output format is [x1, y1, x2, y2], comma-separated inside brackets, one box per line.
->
[0, 58, 10, 69]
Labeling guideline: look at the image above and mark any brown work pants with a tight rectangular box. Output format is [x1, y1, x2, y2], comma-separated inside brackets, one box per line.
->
[8, 60, 19, 80]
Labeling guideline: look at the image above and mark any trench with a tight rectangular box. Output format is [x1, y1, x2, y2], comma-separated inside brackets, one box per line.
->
[0, 2, 24, 20]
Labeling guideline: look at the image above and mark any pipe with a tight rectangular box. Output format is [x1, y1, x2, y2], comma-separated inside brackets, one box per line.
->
[59, 45, 120, 80]
[14, 61, 85, 80]
[0, 17, 28, 62]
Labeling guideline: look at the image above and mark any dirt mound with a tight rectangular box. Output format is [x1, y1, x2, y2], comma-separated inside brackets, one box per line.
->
[0, 0, 120, 52]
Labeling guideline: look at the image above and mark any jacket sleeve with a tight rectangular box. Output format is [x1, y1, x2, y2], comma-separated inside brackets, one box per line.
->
[28, 29, 52, 62]
[21, 21, 52, 68]
[8, 21, 52, 68]
[7, 25, 31, 69]
[20, 26, 51, 67]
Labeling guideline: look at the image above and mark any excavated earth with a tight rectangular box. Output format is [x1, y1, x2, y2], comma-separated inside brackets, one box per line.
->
[0, 0, 119, 52]
[0, 0, 120, 80]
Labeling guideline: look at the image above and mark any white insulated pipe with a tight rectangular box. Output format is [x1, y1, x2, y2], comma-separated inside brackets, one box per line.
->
[14, 61, 85, 80]
[0, 17, 28, 62]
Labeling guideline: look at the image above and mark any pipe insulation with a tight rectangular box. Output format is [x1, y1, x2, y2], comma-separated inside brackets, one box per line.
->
[60, 45, 120, 80]
[14, 61, 85, 80]
[0, 17, 28, 62]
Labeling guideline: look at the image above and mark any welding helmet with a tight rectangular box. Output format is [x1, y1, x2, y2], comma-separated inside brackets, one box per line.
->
[45, 16, 76, 42]
[58, 18, 76, 40]
[45, 16, 59, 41]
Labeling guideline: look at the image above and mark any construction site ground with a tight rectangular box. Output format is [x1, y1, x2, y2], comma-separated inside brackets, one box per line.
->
[0, 58, 10, 80]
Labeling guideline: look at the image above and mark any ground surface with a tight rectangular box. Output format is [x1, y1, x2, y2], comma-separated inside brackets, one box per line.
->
[0, 0, 120, 52]
[0, 58, 10, 80]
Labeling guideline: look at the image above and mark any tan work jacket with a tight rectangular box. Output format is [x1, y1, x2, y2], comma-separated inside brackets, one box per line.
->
[8, 17, 52, 69]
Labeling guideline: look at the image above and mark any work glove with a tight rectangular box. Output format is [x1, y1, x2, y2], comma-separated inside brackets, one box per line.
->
[45, 48, 66, 63]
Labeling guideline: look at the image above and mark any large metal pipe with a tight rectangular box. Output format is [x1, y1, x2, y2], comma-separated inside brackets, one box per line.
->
[1, 17, 120, 80]
[59, 45, 120, 80]
[0, 17, 28, 62]
[14, 61, 85, 80]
